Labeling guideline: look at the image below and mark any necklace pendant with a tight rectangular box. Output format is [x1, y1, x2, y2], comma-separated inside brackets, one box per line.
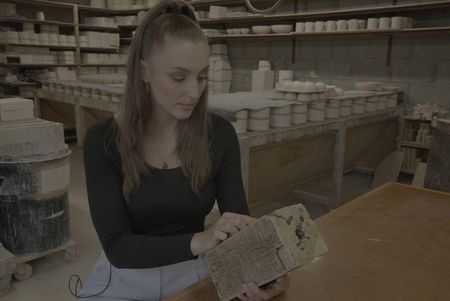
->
[162, 161, 168, 169]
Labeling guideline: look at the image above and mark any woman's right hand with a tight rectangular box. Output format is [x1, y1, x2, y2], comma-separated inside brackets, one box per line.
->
[191, 212, 256, 256]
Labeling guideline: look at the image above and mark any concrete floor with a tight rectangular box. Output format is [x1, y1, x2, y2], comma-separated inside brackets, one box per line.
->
[2, 143, 385, 300]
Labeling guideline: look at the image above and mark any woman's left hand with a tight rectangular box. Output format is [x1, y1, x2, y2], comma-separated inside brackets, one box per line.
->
[238, 273, 291, 301]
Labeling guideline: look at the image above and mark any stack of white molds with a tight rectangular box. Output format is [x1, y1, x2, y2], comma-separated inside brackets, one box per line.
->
[209, 44, 232, 94]
[325, 98, 340, 119]
[231, 110, 248, 134]
[0, 98, 34, 122]
[270, 105, 291, 128]
[248, 107, 270, 131]
[57, 51, 76, 64]
[251, 60, 274, 92]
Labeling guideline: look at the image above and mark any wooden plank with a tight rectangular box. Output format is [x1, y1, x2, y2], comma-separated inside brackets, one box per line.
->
[164, 183, 450, 301]
[332, 126, 346, 208]
[411, 162, 427, 187]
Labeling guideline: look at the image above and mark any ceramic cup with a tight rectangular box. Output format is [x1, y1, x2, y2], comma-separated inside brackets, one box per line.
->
[379, 17, 391, 29]
[326, 20, 337, 31]
[295, 22, 305, 32]
[36, 11, 45, 20]
[402, 17, 413, 28]
[337, 20, 347, 31]
[358, 19, 367, 30]
[367, 18, 379, 30]
[305, 22, 314, 32]
[348, 19, 359, 31]
[391, 16, 403, 29]
[314, 21, 325, 32]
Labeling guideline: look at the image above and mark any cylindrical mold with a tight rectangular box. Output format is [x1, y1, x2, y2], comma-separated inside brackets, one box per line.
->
[424, 113, 450, 193]
[0, 119, 70, 255]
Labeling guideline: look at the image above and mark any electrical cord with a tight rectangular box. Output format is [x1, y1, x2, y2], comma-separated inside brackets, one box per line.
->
[244, 0, 285, 14]
[68, 263, 112, 299]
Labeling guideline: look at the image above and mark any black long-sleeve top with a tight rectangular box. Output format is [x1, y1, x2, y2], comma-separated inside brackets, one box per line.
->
[83, 113, 249, 269]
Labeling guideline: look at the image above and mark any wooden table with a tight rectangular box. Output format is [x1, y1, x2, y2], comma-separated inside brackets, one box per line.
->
[164, 183, 450, 301]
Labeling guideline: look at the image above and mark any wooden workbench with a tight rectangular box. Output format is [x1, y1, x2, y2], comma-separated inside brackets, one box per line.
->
[164, 183, 450, 301]
[36, 90, 399, 207]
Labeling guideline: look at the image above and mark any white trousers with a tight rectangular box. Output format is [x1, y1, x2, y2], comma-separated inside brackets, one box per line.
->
[76, 252, 209, 300]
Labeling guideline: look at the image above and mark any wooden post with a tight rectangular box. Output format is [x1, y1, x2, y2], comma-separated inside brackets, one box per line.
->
[331, 125, 346, 208]
[238, 136, 250, 201]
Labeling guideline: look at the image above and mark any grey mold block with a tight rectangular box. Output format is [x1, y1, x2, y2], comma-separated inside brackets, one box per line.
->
[206, 204, 327, 301]
[0, 119, 69, 163]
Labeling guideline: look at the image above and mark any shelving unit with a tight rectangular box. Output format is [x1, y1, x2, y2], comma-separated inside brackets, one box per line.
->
[397, 115, 434, 175]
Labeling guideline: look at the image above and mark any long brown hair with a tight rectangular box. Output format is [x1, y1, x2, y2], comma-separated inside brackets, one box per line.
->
[116, 0, 211, 202]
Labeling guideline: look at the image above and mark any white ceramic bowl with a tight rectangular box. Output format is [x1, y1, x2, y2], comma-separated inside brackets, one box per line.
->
[252, 25, 271, 34]
[241, 28, 250, 34]
[271, 24, 293, 33]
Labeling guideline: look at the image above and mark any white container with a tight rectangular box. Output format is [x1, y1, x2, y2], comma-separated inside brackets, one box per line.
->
[391, 16, 404, 29]
[377, 93, 388, 110]
[56, 83, 64, 93]
[314, 21, 325, 32]
[270, 105, 291, 128]
[291, 103, 307, 124]
[379, 17, 391, 29]
[308, 100, 326, 122]
[64, 84, 73, 95]
[386, 93, 398, 108]
[365, 95, 378, 112]
[326, 99, 340, 119]
[284, 92, 297, 101]
[367, 18, 379, 30]
[304, 22, 314, 32]
[297, 93, 311, 102]
[271, 24, 293, 34]
[248, 108, 270, 131]
[81, 86, 91, 98]
[352, 97, 365, 114]
[339, 98, 352, 117]
[278, 70, 293, 82]
[73, 86, 81, 96]
[337, 20, 347, 31]
[231, 110, 248, 134]
[295, 22, 305, 32]
[270, 91, 285, 100]
[348, 19, 359, 31]
[326, 20, 337, 32]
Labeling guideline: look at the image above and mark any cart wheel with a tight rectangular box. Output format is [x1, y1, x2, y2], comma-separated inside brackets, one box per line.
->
[64, 246, 79, 262]
[0, 274, 11, 297]
[13, 263, 32, 281]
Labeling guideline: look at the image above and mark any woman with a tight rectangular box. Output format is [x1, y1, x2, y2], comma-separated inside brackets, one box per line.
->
[78, 1, 289, 300]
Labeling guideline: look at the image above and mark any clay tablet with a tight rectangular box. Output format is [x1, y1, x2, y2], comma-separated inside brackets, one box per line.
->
[205, 204, 328, 301]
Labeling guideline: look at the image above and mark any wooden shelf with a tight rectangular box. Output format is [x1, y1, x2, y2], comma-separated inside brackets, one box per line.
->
[0, 81, 39, 87]
[79, 47, 120, 52]
[0, 43, 75, 49]
[207, 27, 450, 42]
[0, 17, 74, 27]
[80, 64, 126, 67]
[0, 63, 76, 68]
[399, 141, 431, 150]
[120, 38, 133, 43]
[119, 25, 138, 30]
[196, 1, 450, 23]
[6, 0, 73, 9]
[78, 24, 120, 32]
[189, 0, 273, 9]
[403, 115, 432, 122]
[77, 5, 148, 15]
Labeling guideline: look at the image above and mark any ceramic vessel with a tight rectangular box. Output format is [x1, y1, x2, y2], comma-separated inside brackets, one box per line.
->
[270, 105, 291, 128]
[248, 108, 270, 131]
